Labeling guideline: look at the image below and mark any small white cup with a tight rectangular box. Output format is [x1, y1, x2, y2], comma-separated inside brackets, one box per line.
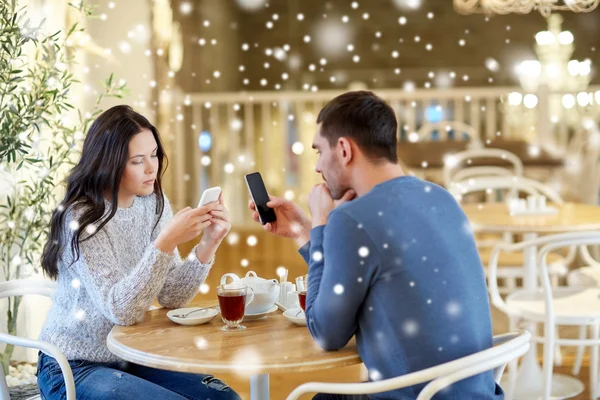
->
[279, 282, 294, 304]
[286, 291, 299, 308]
[527, 195, 537, 210]
[537, 196, 547, 210]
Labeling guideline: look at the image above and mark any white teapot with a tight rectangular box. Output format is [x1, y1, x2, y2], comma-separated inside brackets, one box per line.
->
[220, 271, 280, 314]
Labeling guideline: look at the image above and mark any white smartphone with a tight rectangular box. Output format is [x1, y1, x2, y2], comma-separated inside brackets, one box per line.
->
[198, 186, 222, 207]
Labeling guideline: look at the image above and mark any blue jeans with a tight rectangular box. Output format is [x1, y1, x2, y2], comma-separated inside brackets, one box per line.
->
[36, 352, 241, 400]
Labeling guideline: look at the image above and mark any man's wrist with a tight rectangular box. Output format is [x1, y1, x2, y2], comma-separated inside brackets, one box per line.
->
[312, 217, 327, 228]
[295, 230, 310, 249]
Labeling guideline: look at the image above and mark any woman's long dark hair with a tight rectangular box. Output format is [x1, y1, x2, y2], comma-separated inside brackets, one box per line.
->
[41, 105, 168, 279]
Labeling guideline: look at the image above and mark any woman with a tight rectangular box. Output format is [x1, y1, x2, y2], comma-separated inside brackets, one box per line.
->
[37, 105, 240, 400]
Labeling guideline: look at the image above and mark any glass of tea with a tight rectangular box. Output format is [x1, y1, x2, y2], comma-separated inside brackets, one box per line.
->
[217, 283, 254, 331]
[296, 275, 308, 312]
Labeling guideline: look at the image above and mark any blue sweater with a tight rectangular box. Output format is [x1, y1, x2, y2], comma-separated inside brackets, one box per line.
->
[299, 176, 503, 399]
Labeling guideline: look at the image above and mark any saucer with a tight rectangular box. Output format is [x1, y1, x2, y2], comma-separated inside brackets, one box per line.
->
[167, 307, 218, 326]
[244, 305, 278, 320]
[283, 308, 307, 326]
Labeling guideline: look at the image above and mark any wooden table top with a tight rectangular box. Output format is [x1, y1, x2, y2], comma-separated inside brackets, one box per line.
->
[397, 139, 563, 169]
[107, 300, 361, 375]
[462, 203, 600, 233]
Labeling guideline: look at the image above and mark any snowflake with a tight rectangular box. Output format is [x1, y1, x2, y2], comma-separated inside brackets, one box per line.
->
[240, 258, 249, 267]
[312, 251, 323, 262]
[369, 369, 382, 381]
[333, 284, 344, 295]
[450, 334, 460, 344]
[409, 281, 415, 287]
[424, 186, 432, 193]
[463, 221, 473, 235]
[426, 299, 432, 305]
[276, 266, 287, 279]
[422, 256, 427, 262]
[290, 222, 303, 234]
[403, 319, 419, 336]
[235, 0, 267, 12]
[447, 301, 461, 317]
[199, 283, 210, 294]
[357, 277, 363, 283]
[246, 235, 258, 246]
[74, 309, 86, 321]
[69, 220, 80, 231]
[227, 232, 240, 245]
[358, 246, 369, 258]
[231, 348, 262, 375]
[71, 279, 81, 289]
[194, 337, 209, 349]
[383, 243, 389, 249]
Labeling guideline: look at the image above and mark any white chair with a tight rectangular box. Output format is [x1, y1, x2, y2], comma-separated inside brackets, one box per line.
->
[286, 331, 530, 400]
[0, 279, 75, 400]
[443, 148, 524, 187]
[488, 231, 600, 400]
[566, 252, 600, 377]
[448, 176, 571, 295]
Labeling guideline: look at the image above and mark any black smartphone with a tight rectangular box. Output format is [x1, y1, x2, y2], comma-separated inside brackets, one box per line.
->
[244, 172, 277, 225]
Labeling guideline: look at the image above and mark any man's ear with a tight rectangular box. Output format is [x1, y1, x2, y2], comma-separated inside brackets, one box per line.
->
[338, 137, 353, 166]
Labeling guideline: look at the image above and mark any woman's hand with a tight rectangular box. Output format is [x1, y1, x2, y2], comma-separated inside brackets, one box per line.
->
[202, 193, 231, 246]
[196, 193, 231, 263]
[155, 204, 216, 254]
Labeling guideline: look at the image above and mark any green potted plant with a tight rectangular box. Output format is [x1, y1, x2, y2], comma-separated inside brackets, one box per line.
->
[0, 0, 126, 377]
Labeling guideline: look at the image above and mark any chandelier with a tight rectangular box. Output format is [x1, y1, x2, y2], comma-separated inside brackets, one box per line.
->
[453, 0, 599, 17]
[504, 13, 599, 150]
[515, 14, 591, 94]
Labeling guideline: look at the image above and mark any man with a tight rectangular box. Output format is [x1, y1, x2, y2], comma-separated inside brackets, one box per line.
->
[249, 91, 503, 399]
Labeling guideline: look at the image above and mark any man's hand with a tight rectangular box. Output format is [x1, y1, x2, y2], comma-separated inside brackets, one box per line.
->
[308, 184, 356, 228]
[248, 196, 312, 248]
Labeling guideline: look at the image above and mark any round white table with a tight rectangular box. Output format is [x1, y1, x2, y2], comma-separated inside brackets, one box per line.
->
[107, 301, 361, 400]
[463, 202, 600, 400]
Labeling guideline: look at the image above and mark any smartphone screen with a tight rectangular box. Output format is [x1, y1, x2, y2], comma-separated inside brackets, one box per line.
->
[245, 172, 277, 224]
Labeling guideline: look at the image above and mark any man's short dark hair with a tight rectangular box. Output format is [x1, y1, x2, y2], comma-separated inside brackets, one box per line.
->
[316, 91, 398, 163]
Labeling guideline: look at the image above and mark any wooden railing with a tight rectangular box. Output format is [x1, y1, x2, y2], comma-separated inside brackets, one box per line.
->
[166, 86, 600, 222]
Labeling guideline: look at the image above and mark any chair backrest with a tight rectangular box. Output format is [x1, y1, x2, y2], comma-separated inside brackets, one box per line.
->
[285, 331, 531, 400]
[451, 166, 516, 183]
[564, 126, 600, 204]
[488, 231, 600, 320]
[0, 279, 75, 400]
[448, 175, 563, 205]
[0, 279, 57, 299]
[417, 120, 480, 144]
[443, 148, 524, 186]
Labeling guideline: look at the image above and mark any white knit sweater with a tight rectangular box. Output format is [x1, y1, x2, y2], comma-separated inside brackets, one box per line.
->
[38, 193, 212, 362]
